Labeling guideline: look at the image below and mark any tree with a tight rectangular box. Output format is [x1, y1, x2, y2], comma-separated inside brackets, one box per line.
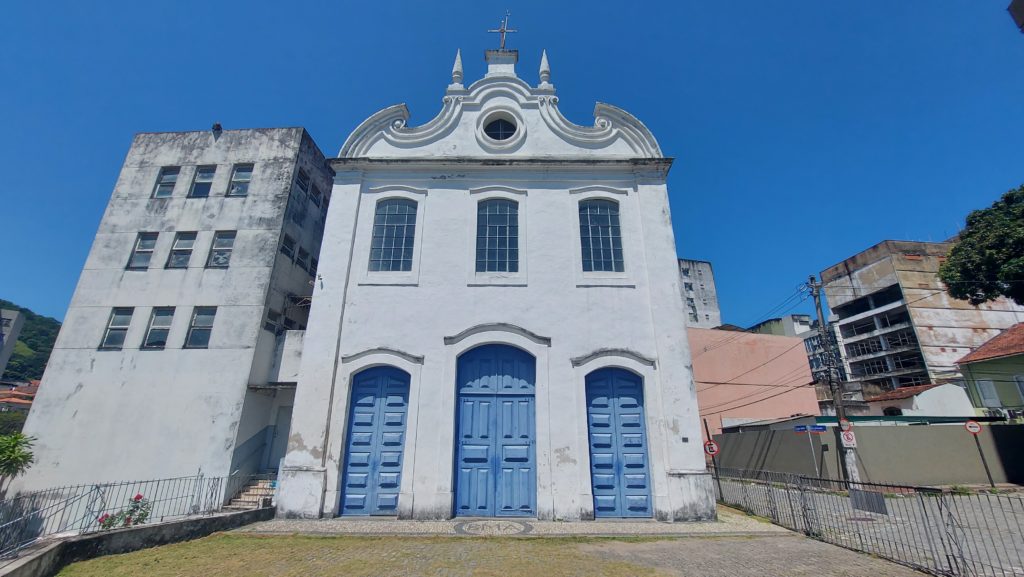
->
[939, 185, 1024, 306]
[0, 433, 35, 499]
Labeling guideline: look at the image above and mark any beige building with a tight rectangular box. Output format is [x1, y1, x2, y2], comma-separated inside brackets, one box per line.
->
[821, 240, 1024, 396]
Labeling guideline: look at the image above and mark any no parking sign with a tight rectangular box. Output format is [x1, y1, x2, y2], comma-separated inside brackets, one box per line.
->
[704, 440, 720, 456]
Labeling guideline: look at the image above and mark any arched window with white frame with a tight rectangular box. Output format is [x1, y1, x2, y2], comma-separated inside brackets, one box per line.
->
[578, 199, 624, 272]
[369, 198, 418, 272]
[476, 199, 519, 273]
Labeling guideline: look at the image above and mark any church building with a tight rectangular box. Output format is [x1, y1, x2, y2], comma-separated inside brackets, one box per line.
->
[18, 37, 714, 522]
[277, 43, 714, 521]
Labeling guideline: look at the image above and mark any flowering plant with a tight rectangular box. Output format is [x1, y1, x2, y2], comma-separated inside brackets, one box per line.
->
[97, 493, 152, 530]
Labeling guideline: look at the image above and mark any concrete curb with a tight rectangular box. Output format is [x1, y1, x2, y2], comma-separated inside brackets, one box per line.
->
[0, 507, 274, 577]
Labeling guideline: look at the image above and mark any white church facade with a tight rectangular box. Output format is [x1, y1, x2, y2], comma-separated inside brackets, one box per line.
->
[277, 47, 714, 521]
[18, 43, 715, 522]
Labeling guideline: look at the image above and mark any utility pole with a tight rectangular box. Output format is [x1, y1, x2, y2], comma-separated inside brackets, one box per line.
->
[809, 275, 861, 484]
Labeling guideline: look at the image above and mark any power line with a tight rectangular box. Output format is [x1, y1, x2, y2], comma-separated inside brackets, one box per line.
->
[699, 382, 816, 416]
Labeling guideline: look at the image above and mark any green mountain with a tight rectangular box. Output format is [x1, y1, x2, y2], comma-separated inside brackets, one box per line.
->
[1, 299, 61, 382]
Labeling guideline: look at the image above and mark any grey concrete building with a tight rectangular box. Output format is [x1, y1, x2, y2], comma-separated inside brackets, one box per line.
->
[749, 314, 813, 338]
[0, 309, 25, 377]
[678, 259, 721, 329]
[821, 240, 1024, 396]
[18, 127, 331, 489]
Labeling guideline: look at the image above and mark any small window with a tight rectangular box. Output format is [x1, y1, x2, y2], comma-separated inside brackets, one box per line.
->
[189, 166, 216, 198]
[127, 232, 159, 269]
[184, 307, 216, 349]
[484, 118, 516, 141]
[166, 232, 197, 269]
[206, 231, 236, 268]
[227, 164, 253, 197]
[309, 184, 322, 207]
[681, 267, 690, 277]
[296, 247, 310, 272]
[283, 317, 296, 330]
[883, 407, 903, 416]
[579, 199, 624, 272]
[688, 312, 698, 322]
[264, 310, 281, 333]
[309, 257, 319, 276]
[280, 234, 295, 259]
[476, 199, 519, 273]
[142, 307, 174, 349]
[100, 308, 133, 350]
[369, 199, 417, 272]
[295, 169, 310, 194]
[153, 167, 179, 198]
[684, 282, 693, 291]
[978, 380, 1000, 408]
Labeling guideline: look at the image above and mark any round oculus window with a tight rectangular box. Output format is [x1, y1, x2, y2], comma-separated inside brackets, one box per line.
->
[484, 118, 517, 141]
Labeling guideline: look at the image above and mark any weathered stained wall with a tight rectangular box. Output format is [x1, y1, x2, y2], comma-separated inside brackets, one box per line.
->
[689, 328, 819, 437]
[17, 128, 328, 490]
[678, 259, 721, 329]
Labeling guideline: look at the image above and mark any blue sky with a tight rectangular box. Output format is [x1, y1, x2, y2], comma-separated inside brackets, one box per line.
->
[2, 1, 1022, 324]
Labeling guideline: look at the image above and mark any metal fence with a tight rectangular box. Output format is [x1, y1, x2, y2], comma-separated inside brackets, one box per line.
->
[714, 467, 1024, 577]
[0, 472, 268, 561]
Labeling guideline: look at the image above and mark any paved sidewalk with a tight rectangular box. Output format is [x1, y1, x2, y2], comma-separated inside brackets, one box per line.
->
[236, 507, 787, 536]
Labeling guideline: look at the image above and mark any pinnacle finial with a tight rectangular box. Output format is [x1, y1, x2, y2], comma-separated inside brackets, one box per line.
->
[452, 49, 464, 85]
[539, 50, 551, 84]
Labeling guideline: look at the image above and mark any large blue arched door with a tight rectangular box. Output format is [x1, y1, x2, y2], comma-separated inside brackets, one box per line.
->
[339, 366, 410, 516]
[586, 368, 653, 518]
[454, 344, 536, 517]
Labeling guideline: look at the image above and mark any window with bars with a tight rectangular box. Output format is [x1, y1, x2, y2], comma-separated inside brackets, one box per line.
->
[100, 308, 133, 350]
[227, 164, 253, 197]
[475, 199, 518, 273]
[127, 232, 158, 269]
[166, 232, 197, 269]
[578, 199, 624, 272]
[184, 307, 216, 349]
[206, 231, 235, 268]
[142, 307, 174, 349]
[295, 169, 310, 194]
[189, 166, 216, 198]
[369, 199, 417, 272]
[152, 167, 179, 198]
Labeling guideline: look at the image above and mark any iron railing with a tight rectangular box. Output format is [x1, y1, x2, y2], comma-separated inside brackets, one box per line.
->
[714, 467, 1024, 577]
[0, 471, 271, 562]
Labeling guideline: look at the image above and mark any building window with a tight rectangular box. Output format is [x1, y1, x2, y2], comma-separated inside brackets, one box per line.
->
[127, 232, 158, 269]
[484, 118, 517, 141]
[165, 232, 197, 269]
[1014, 375, 1024, 404]
[476, 199, 518, 273]
[283, 317, 296, 330]
[142, 307, 174, 349]
[579, 199, 624, 272]
[264, 310, 281, 333]
[684, 282, 694, 291]
[206, 231, 236, 268]
[189, 166, 216, 198]
[681, 267, 690, 277]
[100, 308, 133, 350]
[977, 380, 1000, 408]
[309, 184, 322, 208]
[296, 247, 310, 272]
[227, 164, 253, 197]
[152, 167, 179, 198]
[184, 307, 216, 349]
[369, 198, 417, 272]
[295, 169, 310, 194]
[883, 407, 903, 416]
[280, 234, 295, 259]
[309, 257, 319, 276]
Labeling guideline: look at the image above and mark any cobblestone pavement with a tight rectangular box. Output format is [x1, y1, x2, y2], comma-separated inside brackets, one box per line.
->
[236, 507, 787, 536]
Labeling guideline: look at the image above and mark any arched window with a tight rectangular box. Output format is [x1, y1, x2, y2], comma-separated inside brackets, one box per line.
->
[369, 198, 417, 272]
[883, 406, 903, 416]
[476, 199, 519, 272]
[579, 199, 623, 272]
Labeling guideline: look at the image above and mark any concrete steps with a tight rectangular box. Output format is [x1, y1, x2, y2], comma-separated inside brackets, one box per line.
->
[224, 477, 276, 511]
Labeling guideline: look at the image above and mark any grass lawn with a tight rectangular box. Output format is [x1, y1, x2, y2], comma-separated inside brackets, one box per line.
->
[56, 534, 666, 577]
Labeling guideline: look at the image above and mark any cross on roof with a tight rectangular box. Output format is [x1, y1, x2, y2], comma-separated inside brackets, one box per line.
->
[488, 11, 517, 50]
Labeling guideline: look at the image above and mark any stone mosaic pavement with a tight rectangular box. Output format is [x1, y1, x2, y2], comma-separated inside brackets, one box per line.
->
[236, 507, 788, 537]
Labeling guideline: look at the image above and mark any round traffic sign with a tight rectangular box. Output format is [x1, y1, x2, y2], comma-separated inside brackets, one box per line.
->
[965, 420, 982, 435]
[839, 418, 852, 432]
[704, 440, 720, 456]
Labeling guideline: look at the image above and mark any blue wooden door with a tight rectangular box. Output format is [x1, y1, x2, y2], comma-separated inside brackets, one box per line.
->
[339, 366, 410, 516]
[586, 368, 653, 518]
[455, 345, 536, 517]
